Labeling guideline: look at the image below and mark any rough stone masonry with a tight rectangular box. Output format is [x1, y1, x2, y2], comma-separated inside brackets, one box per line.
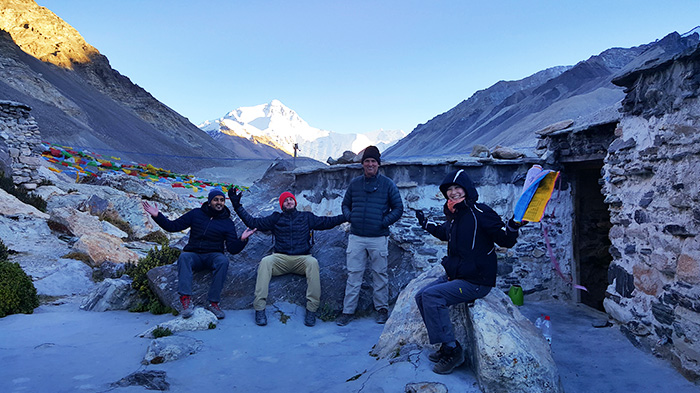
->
[602, 44, 700, 381]
[0, 100, 43, 189]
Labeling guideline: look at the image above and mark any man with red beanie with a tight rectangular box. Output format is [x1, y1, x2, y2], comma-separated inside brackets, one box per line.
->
[229, 188, 346, 327]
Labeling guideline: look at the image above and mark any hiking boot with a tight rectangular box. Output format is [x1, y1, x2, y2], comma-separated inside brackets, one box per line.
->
[432, 342, 465, 375]
[335, 313, 353, 326]
[180, 295, 194, 319]
[428, 344, 448, 363]
[206, 302, 225, 319]
[255, 309, 267, 326]
[376, 308, 389, 324]
[304, 309, 316, 327]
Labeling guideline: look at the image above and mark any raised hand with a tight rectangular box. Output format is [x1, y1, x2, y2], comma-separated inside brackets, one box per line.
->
[241, 227, 257, 241]
[507, 216, 528, 230]
[228, 187, 243, 207]
[142, 201, 159, 217]
[415, 210, 427, 229]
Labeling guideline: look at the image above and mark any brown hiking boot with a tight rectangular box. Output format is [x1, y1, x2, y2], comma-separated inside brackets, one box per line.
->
[432, 342, 465, 374]
[375, 308, 389, 324]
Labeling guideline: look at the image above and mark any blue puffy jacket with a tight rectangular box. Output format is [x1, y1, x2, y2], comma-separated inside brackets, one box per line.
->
[153, 203, 246, 255]
[425, 170, 520, 286]
[234, 205, 345, 255]
[342, 173, 404, 237]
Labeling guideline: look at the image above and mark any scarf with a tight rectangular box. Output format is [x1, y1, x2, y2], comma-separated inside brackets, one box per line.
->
[446, 197, 465, 213]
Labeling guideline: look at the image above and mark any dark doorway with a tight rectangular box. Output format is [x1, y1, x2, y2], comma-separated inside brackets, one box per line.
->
[569, 161, 612, 311]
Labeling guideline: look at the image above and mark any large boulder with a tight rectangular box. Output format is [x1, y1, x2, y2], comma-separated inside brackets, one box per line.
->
[146, 226, 418, 316]
[80, 277, 140, 311]
[0, 187, 48, 219]
[373, 264, 564, 393]
[72, 233, 139, 266]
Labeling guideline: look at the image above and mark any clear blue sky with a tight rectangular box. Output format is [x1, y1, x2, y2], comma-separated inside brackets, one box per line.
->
[37, 0, 699, 135]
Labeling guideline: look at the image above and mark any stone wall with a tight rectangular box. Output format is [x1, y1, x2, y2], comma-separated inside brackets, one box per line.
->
[290, 159, 576, 302]
[0, 100, 43, 189]
[602, 46, 700, 380]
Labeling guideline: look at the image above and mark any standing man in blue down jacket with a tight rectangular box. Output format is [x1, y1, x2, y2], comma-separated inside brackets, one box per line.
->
[336, 145, 404, 326]
[142, 188, 256, 320]
[228, 189, 346, 327]
[414, 169, 526, 374]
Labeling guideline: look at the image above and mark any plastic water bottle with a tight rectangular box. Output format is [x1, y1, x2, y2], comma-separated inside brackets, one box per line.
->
[541, 315, 552, 345]
[534, 314, 544, 330]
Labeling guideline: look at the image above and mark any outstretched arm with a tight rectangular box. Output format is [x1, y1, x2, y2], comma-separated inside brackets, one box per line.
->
[142, 201, 159, 217]
[143, 201, 192, 232]
[309, 213, 346, 230]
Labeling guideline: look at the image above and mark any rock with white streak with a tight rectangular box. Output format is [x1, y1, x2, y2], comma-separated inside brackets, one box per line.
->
[139, 308, 218, 338]
[81, 277, 140, 311]
[143, 335, 204, 365]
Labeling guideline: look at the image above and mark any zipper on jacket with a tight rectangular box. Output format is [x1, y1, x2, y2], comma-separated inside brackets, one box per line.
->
[469, 208, 477, 250]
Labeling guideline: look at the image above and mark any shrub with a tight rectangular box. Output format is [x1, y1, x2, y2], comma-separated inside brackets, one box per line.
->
[151, 326, 173, 338]
[100, 214, 134, 240]
[0, 260, 40, 318]
[125, 244, 180, 315]
[0, 172, 47, 212]
[140, 231, 169, 245]
[62, 251, 91, 263]
[0, 239, 9, 262]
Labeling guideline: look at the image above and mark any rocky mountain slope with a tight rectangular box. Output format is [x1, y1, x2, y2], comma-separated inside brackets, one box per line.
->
[0, 0, 286, 173]
[199, 100, 405, 161]
[385, 31, 700, 159]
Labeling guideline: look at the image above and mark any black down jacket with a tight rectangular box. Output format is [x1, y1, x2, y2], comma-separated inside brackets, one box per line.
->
[342, 173, 404, 237]
[153, 203, 246, 255]
[234, 204, 345, 255]
[425, 170, 520, 287]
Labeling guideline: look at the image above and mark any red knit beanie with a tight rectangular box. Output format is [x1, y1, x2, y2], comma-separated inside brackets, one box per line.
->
[279, 191, 296, 210]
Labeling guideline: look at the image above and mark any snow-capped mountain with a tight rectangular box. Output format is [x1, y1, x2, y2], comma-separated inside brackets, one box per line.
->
[198, 100, 406, 161]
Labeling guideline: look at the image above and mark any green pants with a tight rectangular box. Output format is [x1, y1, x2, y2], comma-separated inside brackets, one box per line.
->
[254, 253, 321, 312]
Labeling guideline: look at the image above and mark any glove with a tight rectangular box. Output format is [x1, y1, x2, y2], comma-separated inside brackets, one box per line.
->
[507, 217, 527, 231]
[228, 187, 242, 207]
[415, 210, 427, 229]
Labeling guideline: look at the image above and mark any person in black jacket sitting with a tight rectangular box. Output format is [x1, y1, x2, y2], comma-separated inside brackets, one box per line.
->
[414, 169, 526, 375]
[142, 188, 255, 320]
[228, 189, 346, 327]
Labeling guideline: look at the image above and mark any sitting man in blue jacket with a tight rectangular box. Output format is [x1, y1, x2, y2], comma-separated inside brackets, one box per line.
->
[229, 189, 346, 327]
[142, 188, 255, 320]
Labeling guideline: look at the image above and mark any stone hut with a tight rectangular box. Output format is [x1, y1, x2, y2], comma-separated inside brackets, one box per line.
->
[535, 43, 700, 380]
[0, 100, 43, 189]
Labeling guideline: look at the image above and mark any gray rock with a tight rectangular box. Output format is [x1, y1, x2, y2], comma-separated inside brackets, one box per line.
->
[32, 258, 95, 297]
[112, 370, 169, 391]
[491, 146, 525, 159]
[139, 308, 218, 338]
[143, 335, 204, 365]
[146, 226, 419, 316]
[373, 264, 563, 393]
[405, 382, 448, 393]
[80, 277, 140, 311]
[470, 144, 491, 158]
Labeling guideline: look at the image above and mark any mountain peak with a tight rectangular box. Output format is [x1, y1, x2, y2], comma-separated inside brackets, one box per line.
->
[0, 0, 99, 68]
[199, 102, 405, 160]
